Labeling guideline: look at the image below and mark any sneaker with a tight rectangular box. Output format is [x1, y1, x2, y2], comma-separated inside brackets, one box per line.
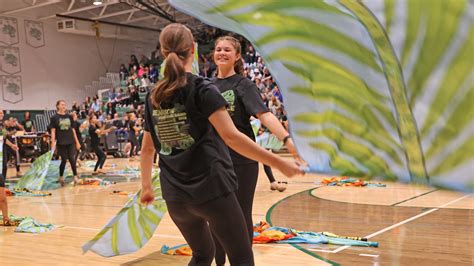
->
[277, 181, 288, 192]
[270, 181, 279, 191]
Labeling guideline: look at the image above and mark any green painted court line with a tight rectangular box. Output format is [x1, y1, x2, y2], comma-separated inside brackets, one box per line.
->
[265, 187, 340, 266]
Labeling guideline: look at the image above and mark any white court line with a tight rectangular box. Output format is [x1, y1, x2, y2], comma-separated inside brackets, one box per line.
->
[359, 254, 379, 258]
[8, 182, 139, 206]
[332, 194, 472, 254]
[8, 189, 109, 206]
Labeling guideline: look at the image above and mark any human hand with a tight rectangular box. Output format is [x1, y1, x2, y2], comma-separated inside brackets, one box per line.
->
[276, 158, 304, 178]
[140, 186, 155, 205]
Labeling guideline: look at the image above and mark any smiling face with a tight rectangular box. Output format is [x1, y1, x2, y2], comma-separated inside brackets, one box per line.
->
[90, 114, 98, 124]
[214, 39, 240, 70]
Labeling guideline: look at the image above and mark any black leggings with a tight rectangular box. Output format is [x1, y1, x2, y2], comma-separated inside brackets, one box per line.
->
[75, 140, 86, 162]
[263, 165, 275, 183]
[129, 137, 137, 157]
[213, 163, 259, 265]
[1, 145, 6, 187]
[57, 144, 77, 176]
[6, 146, 20, 172]
[166, 192, 254, 266]
[92, 146, 106, 172]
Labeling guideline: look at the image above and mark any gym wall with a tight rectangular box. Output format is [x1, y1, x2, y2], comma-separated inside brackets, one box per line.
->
[0, 16, 157, 111]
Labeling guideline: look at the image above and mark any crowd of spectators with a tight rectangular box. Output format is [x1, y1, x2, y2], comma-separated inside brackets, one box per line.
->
[71, 31, 288, 158]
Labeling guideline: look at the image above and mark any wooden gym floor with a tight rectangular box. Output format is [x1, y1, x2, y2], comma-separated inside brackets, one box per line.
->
[0, 156, 472, 265]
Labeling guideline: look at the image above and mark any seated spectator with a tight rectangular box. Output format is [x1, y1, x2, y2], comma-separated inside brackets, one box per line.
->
[139, 54, 149, 66]
[106, 102, 115, 117]
[108, 88, 117, 102]
[119, 64, 129, 80]
[140, 76, 150, 89]
[268, 95, 282, 114]
[112, 113, 124, 129]
[245, 45, 257, 64]
[91, 98, 100, 113]
[79, 107, 87, 119]
[128, 55, 139, 72]
[130, 87, 140, 109]
[273, 85, 283, 102]
[149, 64, 157, 83]
[251, 68, 262, 81]
[255, 77, 265, 91]
[84, 96, 92, 111]
[262, 67, 271, 80]
[264, 87, 273, 102]
[257, 56, 265, 69]
[72, 101, 80, 113]
[138, 64, 146, 78]
[116, 88, 122, 100]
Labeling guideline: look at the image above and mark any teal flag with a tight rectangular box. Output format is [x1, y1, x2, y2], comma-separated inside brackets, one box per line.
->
[169, 0, 474, 192]
[15, 151, 54, 191]
[251, 119, 283, 150]
[14, 152, 73, 191]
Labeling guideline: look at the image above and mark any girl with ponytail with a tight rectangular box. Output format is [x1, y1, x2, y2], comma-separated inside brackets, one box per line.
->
[140, 24, 301, 266]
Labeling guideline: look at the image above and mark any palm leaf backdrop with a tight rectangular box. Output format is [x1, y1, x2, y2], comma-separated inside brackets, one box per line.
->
[169, 0, 473, 192]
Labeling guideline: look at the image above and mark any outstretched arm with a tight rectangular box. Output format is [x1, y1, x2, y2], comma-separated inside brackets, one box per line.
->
[209, 107, 302, 177]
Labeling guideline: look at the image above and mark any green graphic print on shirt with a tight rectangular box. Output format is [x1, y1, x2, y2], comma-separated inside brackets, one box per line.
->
[25, 121, 32, 129]
[221, 90, 235, 116]
[59, 118, 71, 130]
[152, 103, 195, 155]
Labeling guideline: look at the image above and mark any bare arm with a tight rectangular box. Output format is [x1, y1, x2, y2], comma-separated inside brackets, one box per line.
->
[209, 108, 301, 177]
[257, 111, 298, 157]
[72, 128, 81, 149]
[96, 126, 115, 136]
[140, 132, 155, 190]
[79, 121, 88, 131]
[51, 128, 56, 150]
[5, 139, 18, 150]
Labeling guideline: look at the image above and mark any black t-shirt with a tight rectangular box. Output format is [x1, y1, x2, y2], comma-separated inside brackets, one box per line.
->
[22, 119, 34, 132]
[144, 73, 237, 204]
[128, 120, 137, 140]
[72, 120, 80, 135]
[49, 113, 75, 145]
[5, 124, 20, 142]
[89, 125, 100, 148]
[213, 74, 269, 165]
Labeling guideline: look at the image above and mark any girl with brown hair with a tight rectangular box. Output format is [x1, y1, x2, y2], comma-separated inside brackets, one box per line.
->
[139, 24, 302, 266]
[49, 100, 81, 185]
[212, 36, 301, 265]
